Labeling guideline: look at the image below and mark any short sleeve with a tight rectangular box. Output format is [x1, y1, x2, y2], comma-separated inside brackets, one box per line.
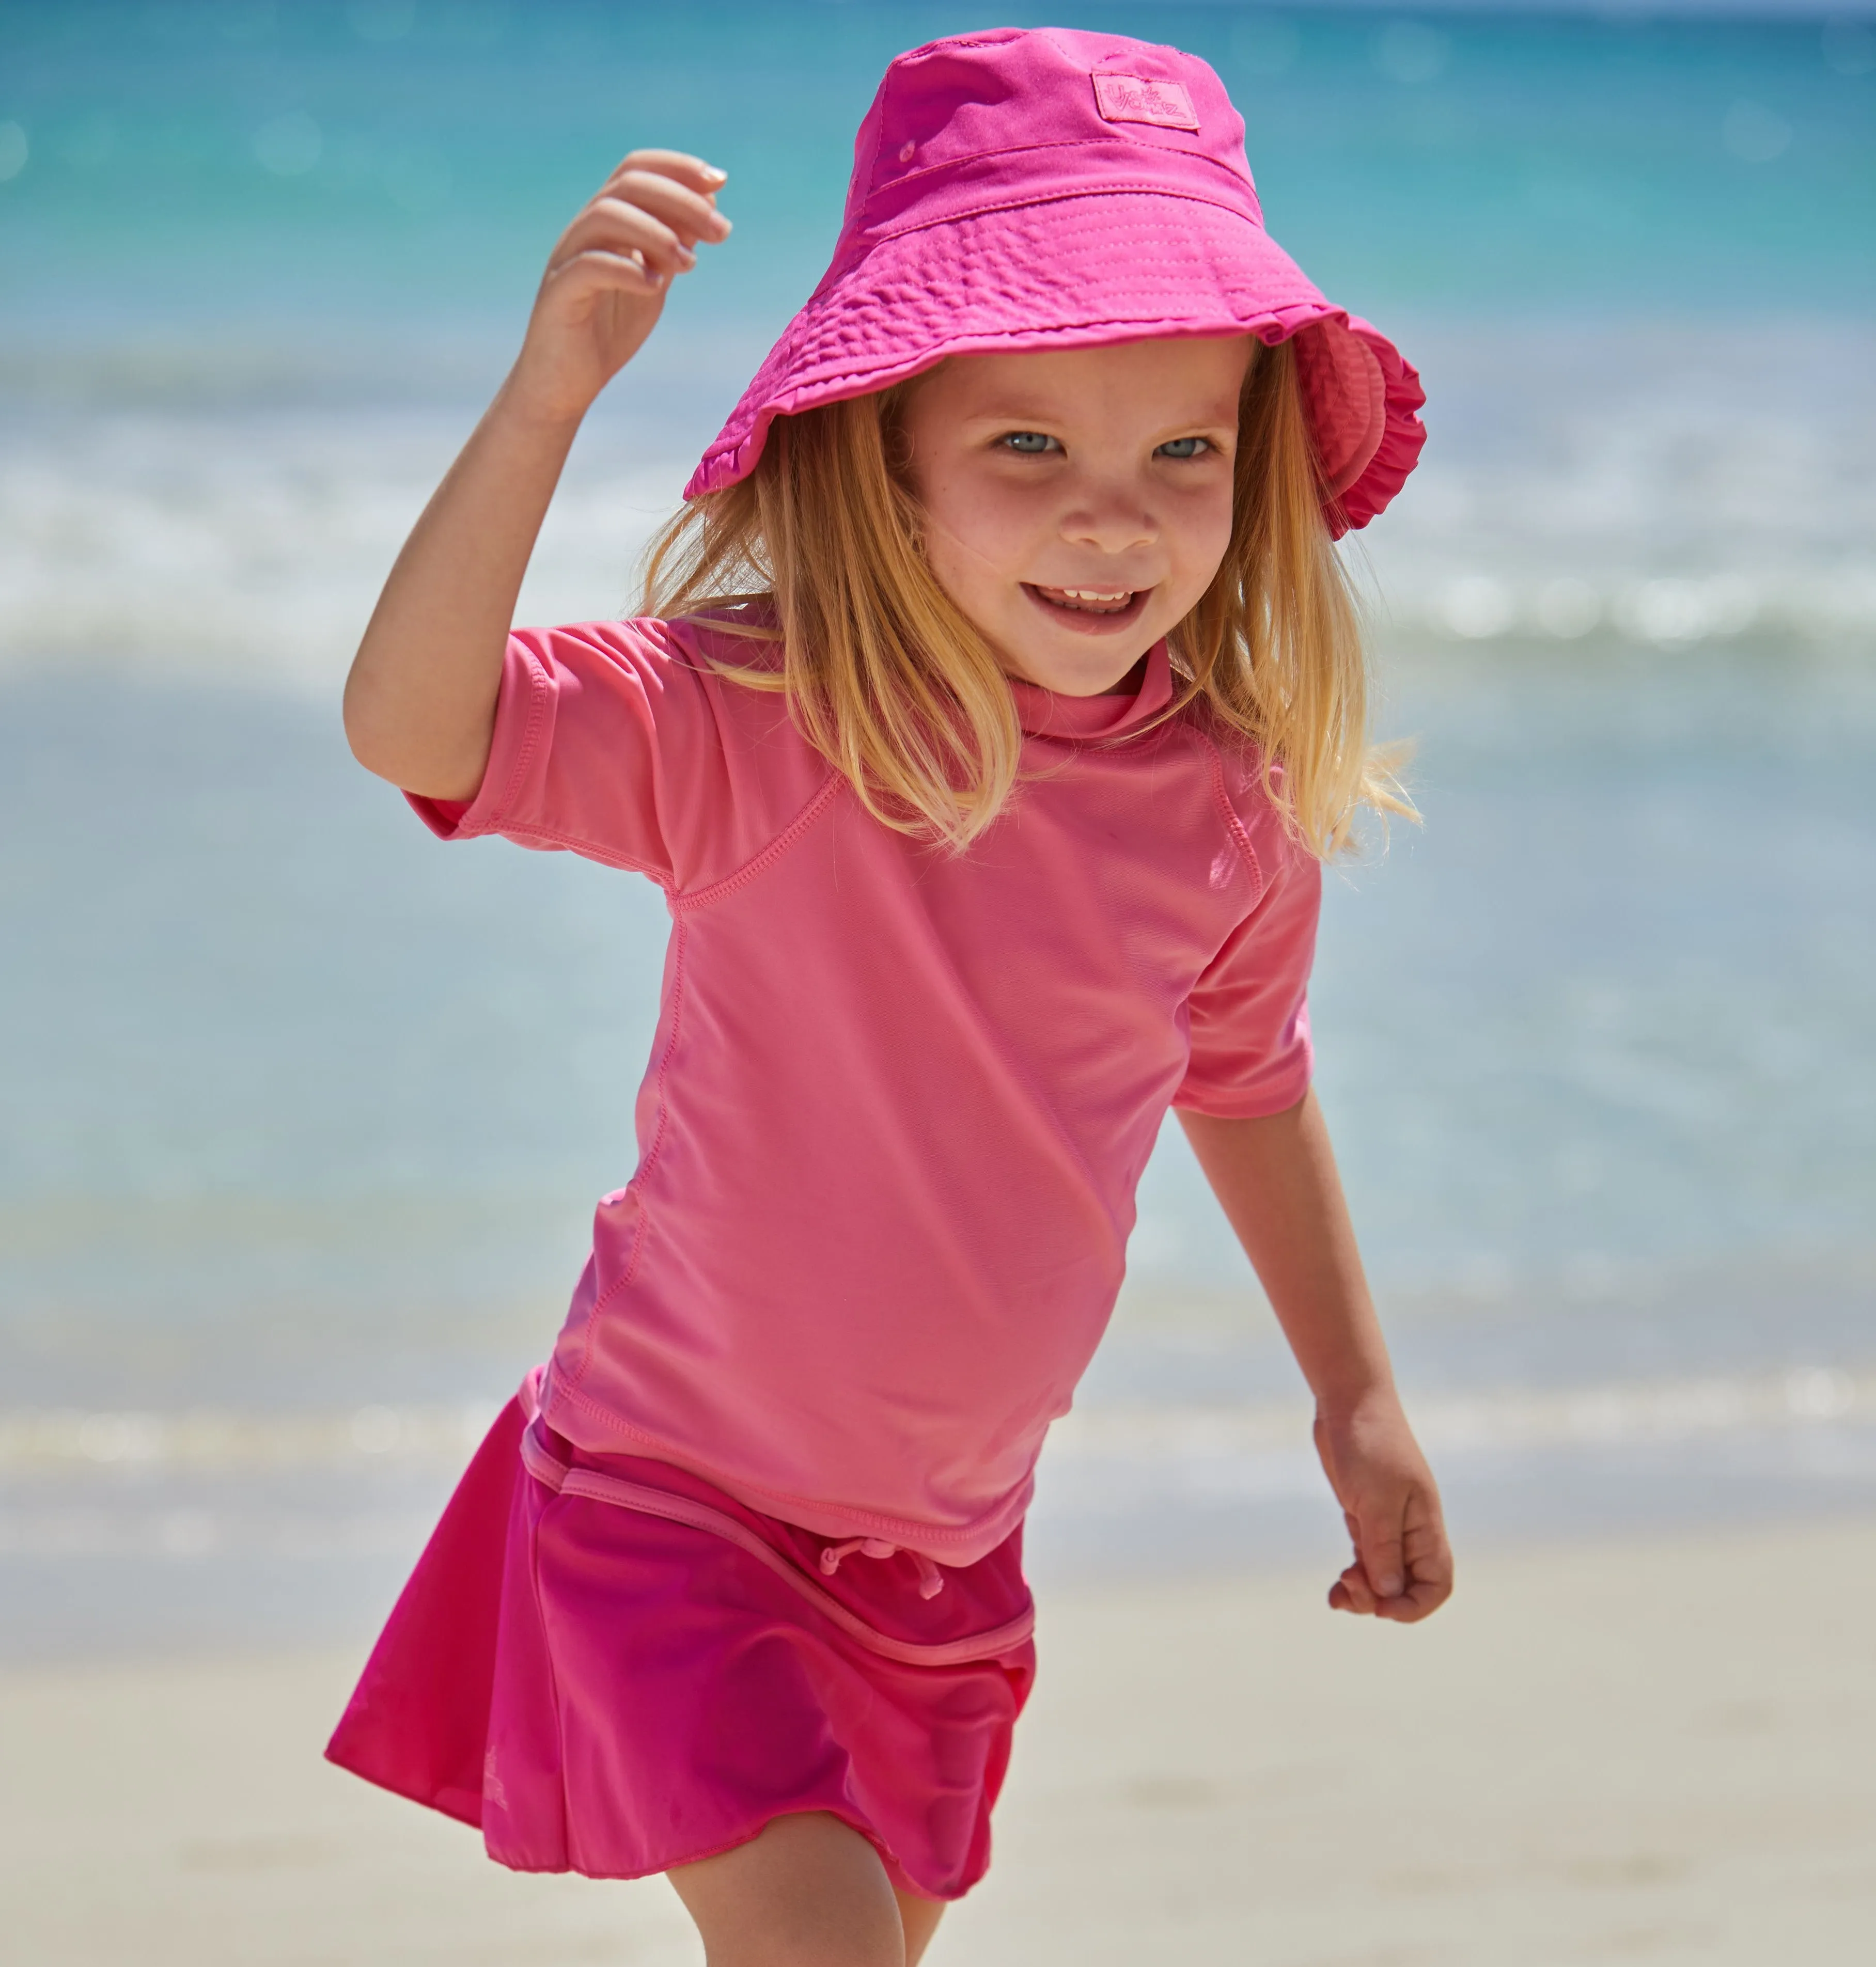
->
[1172, 830, 1321, 1119]
[404, 618, 810, 893]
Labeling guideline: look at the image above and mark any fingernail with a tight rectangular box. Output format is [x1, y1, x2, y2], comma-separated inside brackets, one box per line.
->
[702, 165, 727, 184]
[1379, 1576, 1402, 1597]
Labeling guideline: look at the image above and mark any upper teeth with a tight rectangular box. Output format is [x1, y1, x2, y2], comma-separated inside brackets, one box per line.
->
[1060, 589, 1130, 601]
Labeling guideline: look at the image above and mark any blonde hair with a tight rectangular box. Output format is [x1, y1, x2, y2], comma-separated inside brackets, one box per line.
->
[642, 338, 1409, 857]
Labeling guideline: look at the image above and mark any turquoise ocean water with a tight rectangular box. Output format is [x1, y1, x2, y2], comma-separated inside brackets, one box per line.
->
[2, 1, 1873, 1652]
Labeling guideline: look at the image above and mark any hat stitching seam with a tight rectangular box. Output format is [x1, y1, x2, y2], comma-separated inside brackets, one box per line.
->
[845, 182, 1271, 261]
[865, 130, 1248, 206]
[899, 30, 1035, 60]
[706, 304, 1352, 438]
[849, 89, 887, 235]
[763, 295, 1342, 383]
[708, 314, 1340, 447]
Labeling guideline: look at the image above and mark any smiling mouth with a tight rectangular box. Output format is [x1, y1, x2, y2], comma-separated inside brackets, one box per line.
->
[1033, 585, 1134, 614]
[1025, 583, 1148, 619]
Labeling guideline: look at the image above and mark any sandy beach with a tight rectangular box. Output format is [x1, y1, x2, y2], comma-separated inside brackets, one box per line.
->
[4, 1513, 1871, 1965]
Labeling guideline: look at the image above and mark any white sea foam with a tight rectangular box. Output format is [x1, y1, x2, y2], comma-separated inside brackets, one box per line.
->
[0, 1398, 502, 1474]
[1358, 320, 1876, 650]
[4, 1367, 1870, 1565]
[0, 401, 689, 689]
[1051, 1364, 1872, 1466]
[2, 1365, 1864, 1480]
[3, 322, 1871, 685]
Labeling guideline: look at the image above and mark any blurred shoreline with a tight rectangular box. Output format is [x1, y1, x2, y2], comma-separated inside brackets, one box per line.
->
[8, 1515, 1874, 1963]
[5, 1354, 1874, 1660]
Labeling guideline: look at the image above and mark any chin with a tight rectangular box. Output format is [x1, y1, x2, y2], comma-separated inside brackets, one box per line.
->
[1021, 632, 1160, 697]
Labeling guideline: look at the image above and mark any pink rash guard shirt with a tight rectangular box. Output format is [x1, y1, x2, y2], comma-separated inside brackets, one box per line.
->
[411, 615, 1320, 1567]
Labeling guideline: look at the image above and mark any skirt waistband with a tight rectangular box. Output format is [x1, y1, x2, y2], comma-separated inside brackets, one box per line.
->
[516, 1376, 1035, 1670]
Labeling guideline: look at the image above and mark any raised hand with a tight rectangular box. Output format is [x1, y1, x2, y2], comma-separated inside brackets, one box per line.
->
[345, 148, 730, 798]
[508, 150, 732, 426]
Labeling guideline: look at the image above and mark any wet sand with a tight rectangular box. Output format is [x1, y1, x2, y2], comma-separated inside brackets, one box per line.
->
[4, 1516, 1871, 1965]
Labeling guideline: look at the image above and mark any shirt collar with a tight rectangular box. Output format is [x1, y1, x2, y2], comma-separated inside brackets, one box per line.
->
[1007, 640, 1175, 742]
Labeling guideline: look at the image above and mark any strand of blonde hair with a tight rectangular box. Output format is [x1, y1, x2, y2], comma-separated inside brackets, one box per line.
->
[1170, 339, 1414, 856]
[641, 339, 1410, 856]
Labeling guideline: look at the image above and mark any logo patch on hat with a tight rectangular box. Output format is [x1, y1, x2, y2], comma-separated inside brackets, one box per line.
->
[1091, 74, 1200, 132]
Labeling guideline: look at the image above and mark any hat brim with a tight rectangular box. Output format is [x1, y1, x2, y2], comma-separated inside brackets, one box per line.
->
[685, 190, 1425, 534]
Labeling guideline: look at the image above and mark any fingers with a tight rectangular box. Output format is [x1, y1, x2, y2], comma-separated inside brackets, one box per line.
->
[1328, 1561, 1378, 1615]
[1357, 1510, 1406, 1603]
[546, 152, 732, 300]
[1327, 1491, 1454, 1622]
[1327, 1510, 1376, 1614]
[1379, 1506, 1455, 1623]
[609, 148, 729, 200]
[599, 152, 733, 246]
[1378, 1577, 1449, 1623]
[603, 171, 732, 250]
[551, 199, 700, 287]
[542, 247, 675, 304]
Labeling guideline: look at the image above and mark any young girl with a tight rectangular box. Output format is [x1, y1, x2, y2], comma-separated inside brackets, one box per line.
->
[330, 27, 1451, 1965]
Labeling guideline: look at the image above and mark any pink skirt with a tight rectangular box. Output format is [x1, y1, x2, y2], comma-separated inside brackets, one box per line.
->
[325, 1379, 1037, 1900]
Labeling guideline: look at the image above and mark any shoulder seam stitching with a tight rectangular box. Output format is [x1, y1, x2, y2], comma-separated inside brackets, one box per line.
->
[671, 771, 844, 913]
[454, 819, 673, 888]
[483, 641, 555, 832]
[1196, 729, 1268, 902]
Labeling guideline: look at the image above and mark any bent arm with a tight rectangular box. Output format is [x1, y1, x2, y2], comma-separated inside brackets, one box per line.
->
[1178, 1091, 1453, 1621]
[342, 392, 579, 799]
[341, 149, 730, 799]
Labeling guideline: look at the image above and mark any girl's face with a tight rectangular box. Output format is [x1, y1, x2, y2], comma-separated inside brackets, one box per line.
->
[901, 336, 1253, 697]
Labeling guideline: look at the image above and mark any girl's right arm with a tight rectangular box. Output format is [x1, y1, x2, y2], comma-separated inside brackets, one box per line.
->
[342, 151, 731, 800]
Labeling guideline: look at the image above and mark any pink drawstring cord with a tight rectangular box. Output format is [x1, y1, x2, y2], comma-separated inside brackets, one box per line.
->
[511, 1377, 1035, 1665]
[819, 1536, 946, 1599]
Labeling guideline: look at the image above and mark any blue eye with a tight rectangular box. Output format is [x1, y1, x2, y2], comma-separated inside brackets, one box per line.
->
[1157, 436, 1210, 460]
[999, 431, 1058, 454]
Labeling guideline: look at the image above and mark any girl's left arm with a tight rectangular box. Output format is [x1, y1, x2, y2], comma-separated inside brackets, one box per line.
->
[1179, 1092, 1454, 1622]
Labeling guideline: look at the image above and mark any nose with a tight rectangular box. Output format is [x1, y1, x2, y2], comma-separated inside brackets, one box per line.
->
[1060, 482, 1157, 556]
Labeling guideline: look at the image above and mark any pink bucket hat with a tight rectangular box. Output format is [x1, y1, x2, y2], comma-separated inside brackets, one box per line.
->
[685, 26, 1425, 533]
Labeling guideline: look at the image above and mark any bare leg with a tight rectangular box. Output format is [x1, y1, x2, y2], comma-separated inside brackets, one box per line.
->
[895, 1886, 946, 1965]
[668, 1812, 946, 1967]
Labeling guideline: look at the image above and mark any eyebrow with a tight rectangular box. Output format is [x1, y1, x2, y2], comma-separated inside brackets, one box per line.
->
[957, 403, 1239, 429]
[954, 404, 1069, 423]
